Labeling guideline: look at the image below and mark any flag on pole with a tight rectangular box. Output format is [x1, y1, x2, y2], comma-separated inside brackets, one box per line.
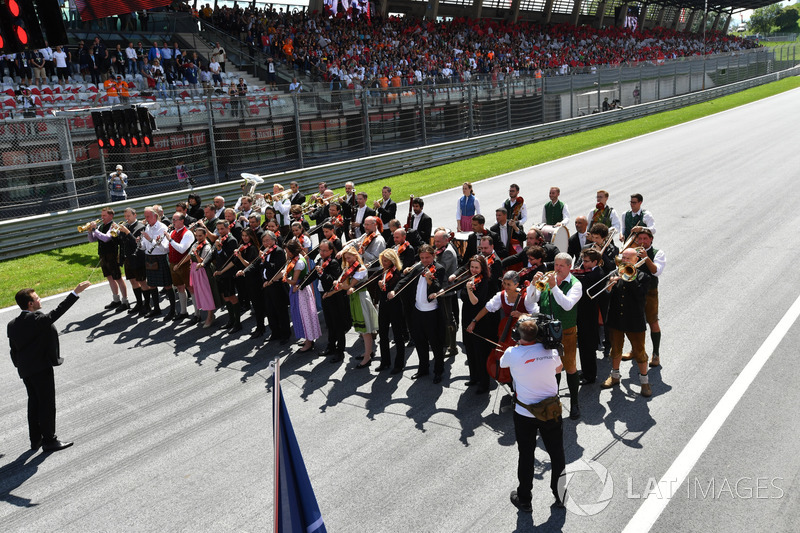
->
[273, 360, 327, 533]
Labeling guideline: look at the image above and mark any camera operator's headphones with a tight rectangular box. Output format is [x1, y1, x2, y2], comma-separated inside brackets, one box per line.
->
[511, 315, 538, 343]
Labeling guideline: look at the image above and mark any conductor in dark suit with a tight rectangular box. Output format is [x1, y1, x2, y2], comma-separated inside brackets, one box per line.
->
[7, 281, 91, 452]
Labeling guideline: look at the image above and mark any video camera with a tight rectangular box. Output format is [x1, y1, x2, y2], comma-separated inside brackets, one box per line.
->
[512, 313, 563, 350]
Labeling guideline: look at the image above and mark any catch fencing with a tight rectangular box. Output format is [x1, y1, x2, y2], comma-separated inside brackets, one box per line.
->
[0, 44, 797, 222]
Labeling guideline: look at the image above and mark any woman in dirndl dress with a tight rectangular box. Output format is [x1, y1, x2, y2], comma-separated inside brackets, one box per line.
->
[291, 221, 321, 310]
[456, 181, 480, 232]
[188, 227, 219, 328]
[339, 245, 379, 369]
[284, 240, 321, 352]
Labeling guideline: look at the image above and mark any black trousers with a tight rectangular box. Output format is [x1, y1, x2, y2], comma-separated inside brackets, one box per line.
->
[462, 324, 491, 389]
[249, 282, 266, 329]
[577, 319, 600, 382]
[410, 308, 444, 376]
[321, 292, 348, 352]
[22, 367, 57, 444]
[513, 411, 565, 504]
[265, 286, 291, 340]
[378, 299, 406, 369]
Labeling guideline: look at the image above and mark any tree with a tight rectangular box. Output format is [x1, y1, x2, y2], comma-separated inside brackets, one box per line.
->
[748, 3, 783, 35]
[776, 6, 800, 32]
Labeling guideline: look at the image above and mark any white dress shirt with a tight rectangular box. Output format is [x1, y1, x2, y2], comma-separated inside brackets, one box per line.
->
[415, 271, 438, 312]
[142, 221, 169, 255]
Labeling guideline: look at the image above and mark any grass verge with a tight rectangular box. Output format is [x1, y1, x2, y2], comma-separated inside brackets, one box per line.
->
[2, 76, 799, 308]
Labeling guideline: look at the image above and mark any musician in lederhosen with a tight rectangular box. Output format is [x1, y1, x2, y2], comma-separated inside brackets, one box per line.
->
[166, 212, 196, 322]
[87, 207, 129, 311]
[600, 247, 653, 398]
[116, 207, 147, 316]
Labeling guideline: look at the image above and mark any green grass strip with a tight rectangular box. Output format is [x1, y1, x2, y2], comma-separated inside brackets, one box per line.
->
[2, 75, 799, 308]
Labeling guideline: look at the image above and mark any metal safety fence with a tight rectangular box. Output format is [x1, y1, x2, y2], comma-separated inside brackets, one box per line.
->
[0, 44, 797, 223]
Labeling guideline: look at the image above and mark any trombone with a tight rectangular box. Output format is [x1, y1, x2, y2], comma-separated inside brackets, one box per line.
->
[587, 257, 647, 299]
[263, 190, 293, 204]
[77, 219, 101, 233]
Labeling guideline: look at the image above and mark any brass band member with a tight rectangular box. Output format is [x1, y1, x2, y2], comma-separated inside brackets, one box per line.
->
[621, 193, 656, 241]
[140, 207, 172, 318]
[601, 247, 653, 397]
[116, 207, 147, 315]
[588, 189, 621, 234]
[532, 253, 583, 420]
[376, 249, 405, 373]
[166, 212, 196, 322]
[87, 207, 129, 311]
[625, 228, 665, 367]
[541, 187, 570, 227]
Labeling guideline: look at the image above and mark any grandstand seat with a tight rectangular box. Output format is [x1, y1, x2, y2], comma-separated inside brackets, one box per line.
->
[2, 96, 15, 108]
[42, 85, 53, 95]
[3, 87, 14, 97]
[30, 87, 41, 96]
[42, 94, 54, 103]
[87, 84, 98, 93]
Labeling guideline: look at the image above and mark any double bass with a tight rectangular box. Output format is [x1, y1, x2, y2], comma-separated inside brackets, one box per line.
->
[486, 282, 529, 384]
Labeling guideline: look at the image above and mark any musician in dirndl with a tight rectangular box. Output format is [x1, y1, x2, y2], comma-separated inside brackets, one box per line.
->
[284, 240, 322, 353]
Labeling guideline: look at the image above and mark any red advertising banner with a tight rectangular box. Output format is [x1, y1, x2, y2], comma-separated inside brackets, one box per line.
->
[75, 0, 173, 22]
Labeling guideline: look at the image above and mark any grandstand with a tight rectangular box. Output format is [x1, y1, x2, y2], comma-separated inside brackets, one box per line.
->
[0, 0, 791, 220]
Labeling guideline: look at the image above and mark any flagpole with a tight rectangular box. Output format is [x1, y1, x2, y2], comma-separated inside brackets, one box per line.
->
[273, 359, 281, 531]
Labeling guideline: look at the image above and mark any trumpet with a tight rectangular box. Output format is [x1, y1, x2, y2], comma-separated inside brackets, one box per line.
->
[77, 219, 101, 233]
[263, 190, 292, 204]
[109, 223, 120, 237]
[534, 271, 555, 291]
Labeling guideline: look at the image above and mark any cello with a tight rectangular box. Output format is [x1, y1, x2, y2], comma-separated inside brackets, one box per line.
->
[486, 282, 529, 384]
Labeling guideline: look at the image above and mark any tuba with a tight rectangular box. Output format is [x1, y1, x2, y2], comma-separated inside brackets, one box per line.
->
[240, 172, 265, 197]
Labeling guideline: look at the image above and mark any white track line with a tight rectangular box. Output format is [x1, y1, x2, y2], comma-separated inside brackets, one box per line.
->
[622, 292, 800, 533]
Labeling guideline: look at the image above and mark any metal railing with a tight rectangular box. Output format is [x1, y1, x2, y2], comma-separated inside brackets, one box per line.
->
[1, 63, 798, 262]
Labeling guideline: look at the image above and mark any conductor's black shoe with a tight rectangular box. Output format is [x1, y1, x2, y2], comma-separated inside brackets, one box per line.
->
[321, 347, 336, 356]
[569, 404, 581, 420]
[432, 374, 443, 384]
[104, 301, 121, 309]
[228, 323, 243, 334]
[115, 302, 130, 313]
[163, 311, 176, 321]
[186, 315, 200, 325]
[329, 353, 344, 363]
[144, 309, 161, 318]
[390, 367, 404, 375]
[580, 377, 596, 385]
[31, 438, 42, 450]
[411, 371, 429, 380]
[510, 491, 532, 513]
[250, 328, 265, 339]
[42, 439, 74, 452]
[174, 313, 189, 322]
[376, 363, 390, 371]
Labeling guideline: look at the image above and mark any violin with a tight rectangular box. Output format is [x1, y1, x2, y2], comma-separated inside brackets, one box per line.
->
[486, 283, 529, 384]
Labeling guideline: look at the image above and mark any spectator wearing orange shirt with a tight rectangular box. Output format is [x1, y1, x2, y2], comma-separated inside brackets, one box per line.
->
[104, 78, 119, 105]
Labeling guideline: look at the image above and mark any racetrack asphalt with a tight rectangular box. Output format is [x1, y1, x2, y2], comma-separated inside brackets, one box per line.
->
[1, 87, 799, 533]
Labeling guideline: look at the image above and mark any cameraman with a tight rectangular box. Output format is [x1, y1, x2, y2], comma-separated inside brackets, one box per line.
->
[500, 317, 565, 512]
